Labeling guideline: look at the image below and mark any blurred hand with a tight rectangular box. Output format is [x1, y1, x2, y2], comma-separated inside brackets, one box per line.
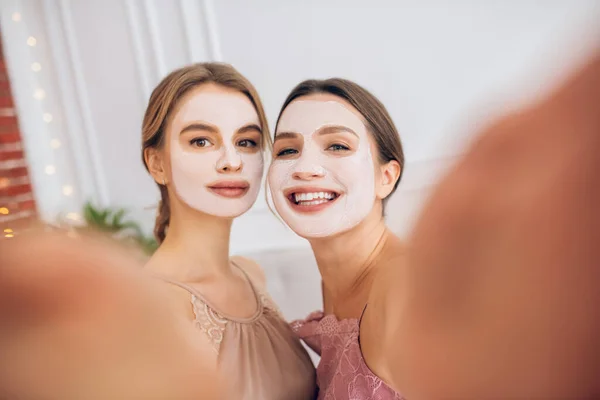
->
[391, 51, 600, 399]
[0, 230, 223, 400]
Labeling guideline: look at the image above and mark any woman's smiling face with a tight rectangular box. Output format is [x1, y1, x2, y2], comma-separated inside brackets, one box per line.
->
[268, 94, 378, 238]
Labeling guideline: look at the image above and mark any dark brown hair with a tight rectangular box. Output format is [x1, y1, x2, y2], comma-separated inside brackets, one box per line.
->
[275, 78, 405, 199]
[142, 63, 270, 243]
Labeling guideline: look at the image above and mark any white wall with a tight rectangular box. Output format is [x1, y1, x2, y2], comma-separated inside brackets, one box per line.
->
[1, 0, 599, 258]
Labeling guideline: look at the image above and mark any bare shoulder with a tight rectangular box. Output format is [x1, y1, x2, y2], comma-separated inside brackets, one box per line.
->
[231, 256, 285, 317]
[370, 251, 408, 307]
[360, 239, 409, 385]
[231, 256, 267, 290]
[144, 263, 219, 355]
[367, 233, 408, 307]
[152, 278, 198, 321]
[143, 256, 199, 323]
[150, 277, 220, 367]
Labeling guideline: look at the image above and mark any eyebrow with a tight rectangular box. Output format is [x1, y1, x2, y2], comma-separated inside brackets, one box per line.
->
[236, 123, 262, 135]
[317, 125, 359, 137]
[273, 131, 299, 142]
[274, 125, 359, 141]
[180, 122, 218, 135]
[180, 122, 262, 135]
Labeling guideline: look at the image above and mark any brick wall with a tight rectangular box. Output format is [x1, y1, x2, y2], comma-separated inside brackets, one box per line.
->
[0, 30, 37, 235]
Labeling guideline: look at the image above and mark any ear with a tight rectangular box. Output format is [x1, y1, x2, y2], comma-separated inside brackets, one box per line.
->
[144, 147, 167, 185]
[376, 160, 401, 200]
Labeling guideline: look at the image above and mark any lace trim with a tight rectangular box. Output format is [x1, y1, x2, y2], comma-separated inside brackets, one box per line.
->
[191, 294, 228, 354]
[259, 290, 284, 318]
[189, 288, 282, 354]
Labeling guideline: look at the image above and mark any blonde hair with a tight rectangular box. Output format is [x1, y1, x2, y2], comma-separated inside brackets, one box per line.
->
[141, 63, 271, 243]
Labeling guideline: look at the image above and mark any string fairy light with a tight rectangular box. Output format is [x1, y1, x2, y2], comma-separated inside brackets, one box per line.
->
[62, 185, 74, 196]
[3, 9, 80, 239]
[33, 88, 45, 100]
[45, 165, 56, 175]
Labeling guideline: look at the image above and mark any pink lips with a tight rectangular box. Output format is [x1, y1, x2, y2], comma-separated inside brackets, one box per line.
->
[207, 180, 250, 199]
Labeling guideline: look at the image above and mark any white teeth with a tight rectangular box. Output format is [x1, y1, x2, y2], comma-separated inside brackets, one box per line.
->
[293, 191, 336, 203]
[297, 199, 328, 206]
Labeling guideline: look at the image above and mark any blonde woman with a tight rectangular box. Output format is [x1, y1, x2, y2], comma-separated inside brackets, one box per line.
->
[140, 63, 316, 399]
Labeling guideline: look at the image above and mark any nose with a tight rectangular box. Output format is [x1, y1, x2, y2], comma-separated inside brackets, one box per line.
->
[292, 165, 325, 181]
[216, 146, 242, 173]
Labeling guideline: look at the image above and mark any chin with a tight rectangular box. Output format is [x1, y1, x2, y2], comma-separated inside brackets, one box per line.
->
[202, 205, 253, 219]
[221, 208, 251, 219]
[214, 199, 258, 219]
[290, 226, 341, 240]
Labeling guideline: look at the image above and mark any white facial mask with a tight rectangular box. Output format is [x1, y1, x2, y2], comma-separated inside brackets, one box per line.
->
[268, 100, 375, 238]
[169, 87, 264, 218]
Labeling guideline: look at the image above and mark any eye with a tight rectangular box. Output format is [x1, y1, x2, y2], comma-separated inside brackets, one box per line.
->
[327, 143, 350, 152]
[276, 148, 298, 157]
[189, 138, 213, 148]
[237, 139, 258, 148]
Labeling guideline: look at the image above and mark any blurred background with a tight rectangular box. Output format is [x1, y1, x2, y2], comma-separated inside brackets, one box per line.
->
[1, 0, 599, 319]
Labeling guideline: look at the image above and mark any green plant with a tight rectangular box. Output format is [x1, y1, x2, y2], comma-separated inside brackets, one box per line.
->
[74, 202, 158, 255]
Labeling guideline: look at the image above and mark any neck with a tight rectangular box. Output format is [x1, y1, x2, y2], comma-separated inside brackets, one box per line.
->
[146, 201, 234, 282]
[310, 207, 392, 314]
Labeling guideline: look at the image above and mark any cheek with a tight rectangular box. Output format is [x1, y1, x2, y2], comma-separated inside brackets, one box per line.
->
[242, 152, 264, 178]
[172, 151, 217, 175]
[268, 160, 294, 191]
[326, 153, 374, 188]
[169, 139, 221, 186]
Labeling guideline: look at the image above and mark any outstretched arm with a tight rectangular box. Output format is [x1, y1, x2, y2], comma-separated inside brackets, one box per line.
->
[379, 50, 600, 399]
[0, 231, 224, 400]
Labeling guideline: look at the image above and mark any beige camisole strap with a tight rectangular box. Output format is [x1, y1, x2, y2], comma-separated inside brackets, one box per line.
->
[158, 262, 280, 354]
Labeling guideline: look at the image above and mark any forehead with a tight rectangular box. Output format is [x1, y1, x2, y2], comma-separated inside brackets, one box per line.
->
[276, 95, 366, 136]
[172, 83, 259, 126]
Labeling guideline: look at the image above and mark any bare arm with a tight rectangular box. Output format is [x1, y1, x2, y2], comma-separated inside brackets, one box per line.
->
[0, 231, 224, 400]
[379, 51, 600, 398]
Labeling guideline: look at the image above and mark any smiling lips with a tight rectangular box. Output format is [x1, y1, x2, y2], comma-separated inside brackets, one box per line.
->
[209, 181, 340, 210]
[285, 187, 341, 213]
[207, 181, 250, 198]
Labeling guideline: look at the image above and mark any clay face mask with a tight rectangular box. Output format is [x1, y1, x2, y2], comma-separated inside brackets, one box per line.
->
[169, 86, 264, 218]
[268, 99, 376, 238]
